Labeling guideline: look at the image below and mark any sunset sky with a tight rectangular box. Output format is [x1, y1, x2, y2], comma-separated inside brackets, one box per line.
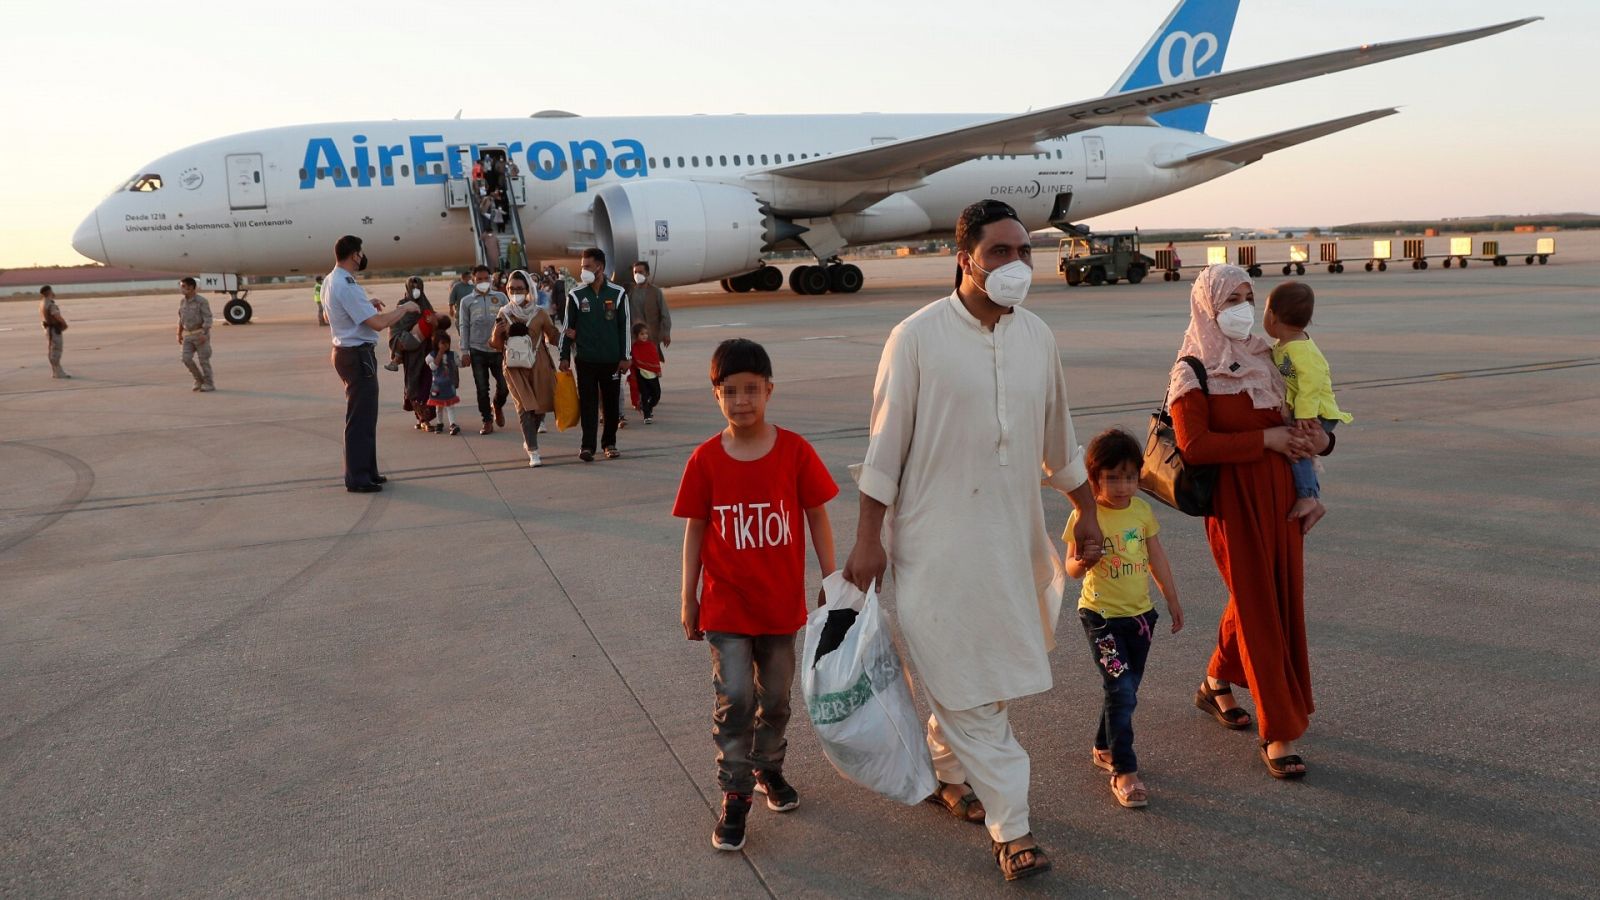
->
[1, 0, 1593, 268]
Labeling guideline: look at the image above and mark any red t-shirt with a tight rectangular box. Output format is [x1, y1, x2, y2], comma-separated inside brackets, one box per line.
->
[672, 427, 839, 635]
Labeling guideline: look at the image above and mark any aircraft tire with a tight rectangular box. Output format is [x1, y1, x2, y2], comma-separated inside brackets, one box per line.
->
[834, 264, 864, 293]
[730, 273, 754, 292]
[224, 299, 252, 325]
[799, 265, 830, 296]
[719, 279, 733, 292]
[789, 266, 810, 294]
[757, 265, 785, 291]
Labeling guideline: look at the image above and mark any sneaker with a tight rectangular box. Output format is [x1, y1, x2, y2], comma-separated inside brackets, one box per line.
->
[644, 416, 654, 425]
[192, 384, 203, 392]
[199, 384, 216, 392]
[754, 771, 800, 812]
[528, 451, 542, 468]
[712, 792, 752, 851]
[447, 424, 461, 436]
[579, 450, 594, 463]
[383, 362, 400, 372]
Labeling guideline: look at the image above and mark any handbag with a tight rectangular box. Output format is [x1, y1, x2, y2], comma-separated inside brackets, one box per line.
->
[554, 369, 580, 431]
[1140, 356, 1217, 516]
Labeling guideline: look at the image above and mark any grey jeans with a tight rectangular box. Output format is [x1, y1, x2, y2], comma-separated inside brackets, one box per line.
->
[707, 631, 796, 794]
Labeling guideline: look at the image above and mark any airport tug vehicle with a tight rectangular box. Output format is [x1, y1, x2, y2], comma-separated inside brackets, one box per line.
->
[1057, 230, 1157, 286]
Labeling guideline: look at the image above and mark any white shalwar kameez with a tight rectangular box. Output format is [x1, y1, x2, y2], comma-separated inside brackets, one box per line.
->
[853, 293, 1088, 843]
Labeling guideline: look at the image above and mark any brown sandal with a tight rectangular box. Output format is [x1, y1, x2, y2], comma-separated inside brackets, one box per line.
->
[1196, 680, 1253, 730]
[924, 782, 985, 823]
[1110, 774, 1149, 808]
[993, 836, 1051, 882]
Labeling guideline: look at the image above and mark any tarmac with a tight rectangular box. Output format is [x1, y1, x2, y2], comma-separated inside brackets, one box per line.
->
[2, 243, 1597, 898]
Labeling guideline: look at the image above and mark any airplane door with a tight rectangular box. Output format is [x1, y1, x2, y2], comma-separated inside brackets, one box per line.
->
[1084, 137, 1106, 180]
[226, 153, 267, 210]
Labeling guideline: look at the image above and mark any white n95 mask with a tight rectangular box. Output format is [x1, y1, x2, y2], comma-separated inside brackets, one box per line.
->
[974, 259, 1033, 307]
[579, 270, 597, 285]
[509, 293, 527, 305]
[474, 282, 490, 294]
[1216, 303, 1254, 340]
[409, 288, 422, 300]
[633, 273, 647, 285]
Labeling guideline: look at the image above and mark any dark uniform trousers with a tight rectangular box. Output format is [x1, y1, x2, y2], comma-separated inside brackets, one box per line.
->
[332, 343, 381, 488]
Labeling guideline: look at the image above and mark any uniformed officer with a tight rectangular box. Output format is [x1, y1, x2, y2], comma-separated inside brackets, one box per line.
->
[325, 235, 418, 493]
[176, 277, 216, 391]
[313, 274, 328, 326]
[39, 286, 70, 379]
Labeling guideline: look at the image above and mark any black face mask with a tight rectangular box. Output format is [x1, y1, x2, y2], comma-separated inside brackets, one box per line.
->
[357, 253, 369, 272]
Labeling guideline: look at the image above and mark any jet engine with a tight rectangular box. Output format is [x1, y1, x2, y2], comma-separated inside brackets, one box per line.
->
[593, 181, 791, 287]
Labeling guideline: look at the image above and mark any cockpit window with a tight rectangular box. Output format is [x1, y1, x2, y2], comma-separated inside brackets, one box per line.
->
[127, 174, 164, 192]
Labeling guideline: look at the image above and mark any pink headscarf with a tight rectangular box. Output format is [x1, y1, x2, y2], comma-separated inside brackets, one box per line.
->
[1167, 264, 1284, 410]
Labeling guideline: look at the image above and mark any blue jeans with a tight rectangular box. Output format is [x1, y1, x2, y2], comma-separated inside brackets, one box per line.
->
[1290, 418, 1339, 498]
[1079, 608, 1157, 775]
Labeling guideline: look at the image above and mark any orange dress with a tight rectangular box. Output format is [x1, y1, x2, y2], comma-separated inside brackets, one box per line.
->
[1172, 390, 1312, 742]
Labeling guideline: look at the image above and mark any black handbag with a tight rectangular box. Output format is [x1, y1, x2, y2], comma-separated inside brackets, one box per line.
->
[1140, 356, 1217, 516]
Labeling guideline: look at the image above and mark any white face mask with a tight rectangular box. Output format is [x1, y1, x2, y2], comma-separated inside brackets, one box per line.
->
[1217, 302, 1255, 340]
[580, 269, 597, 285]
[474, 281, 490, 293]
[509, 293, 527, 305]
[409, 288, 422, 300]
[633, 272, 647, 285]
[971, 259, 1033, 307]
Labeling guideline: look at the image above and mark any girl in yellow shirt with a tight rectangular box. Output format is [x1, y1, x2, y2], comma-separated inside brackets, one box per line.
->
[1065, 429, 1183, 809]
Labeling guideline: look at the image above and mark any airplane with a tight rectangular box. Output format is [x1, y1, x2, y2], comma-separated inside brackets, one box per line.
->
[71, 1, 1538, 324]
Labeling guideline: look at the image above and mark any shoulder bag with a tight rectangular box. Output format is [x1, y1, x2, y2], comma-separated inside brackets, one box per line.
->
[1140, 356, 1217, 516]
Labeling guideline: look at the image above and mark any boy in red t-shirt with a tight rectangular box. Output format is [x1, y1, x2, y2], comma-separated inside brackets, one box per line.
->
[673, 338, 838, 852]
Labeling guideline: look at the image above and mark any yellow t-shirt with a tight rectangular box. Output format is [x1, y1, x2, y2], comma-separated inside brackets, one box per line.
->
[1273, 337, 1353, 423]
[1065, 497, 1159, 618]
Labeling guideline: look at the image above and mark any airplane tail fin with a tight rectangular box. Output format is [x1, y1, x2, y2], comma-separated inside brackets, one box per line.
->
[1109, 0, 1241, 133]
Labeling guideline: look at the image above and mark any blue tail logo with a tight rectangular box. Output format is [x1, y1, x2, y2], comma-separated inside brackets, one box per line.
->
[1109, 0, 1240, 133]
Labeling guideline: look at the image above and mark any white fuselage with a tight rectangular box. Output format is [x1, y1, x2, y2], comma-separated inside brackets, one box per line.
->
[75, 114, 1238, 285]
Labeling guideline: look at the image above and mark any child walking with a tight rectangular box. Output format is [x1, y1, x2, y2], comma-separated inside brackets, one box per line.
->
[628, 322, 663, 424]
[1064, 428, 1183, 809]
[426, 332, 462, 435]
[673, 338, 838, 852]
[1263, 281, 1353, 533]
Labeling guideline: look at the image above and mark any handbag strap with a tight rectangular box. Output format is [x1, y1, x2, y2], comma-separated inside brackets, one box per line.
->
[1162, 356, 1208, 411]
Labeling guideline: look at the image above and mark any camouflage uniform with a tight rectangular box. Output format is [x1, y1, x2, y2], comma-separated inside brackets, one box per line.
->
[40, 294, 68, 378]
[179, 293, 215, 390]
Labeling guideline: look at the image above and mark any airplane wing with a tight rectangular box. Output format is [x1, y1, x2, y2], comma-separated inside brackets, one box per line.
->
[1155, 107, 1400, 168]
[766, 17, 1537, 183]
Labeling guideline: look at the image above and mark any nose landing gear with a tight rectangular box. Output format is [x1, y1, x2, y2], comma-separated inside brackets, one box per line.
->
[223, 291, 253, 325]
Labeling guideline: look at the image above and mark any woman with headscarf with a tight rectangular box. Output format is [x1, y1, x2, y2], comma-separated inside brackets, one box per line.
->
[1168, 265, 1330, 779]
[494, 269, 560, 467]
[394, 275, 437, 431]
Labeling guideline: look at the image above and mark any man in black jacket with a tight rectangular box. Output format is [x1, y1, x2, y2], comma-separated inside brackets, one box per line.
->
[559, 248, 631, 462]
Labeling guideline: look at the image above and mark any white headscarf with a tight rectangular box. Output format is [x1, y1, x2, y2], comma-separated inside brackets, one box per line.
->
[499, 269, 537, 322]
[1168, 264, 1284, 410]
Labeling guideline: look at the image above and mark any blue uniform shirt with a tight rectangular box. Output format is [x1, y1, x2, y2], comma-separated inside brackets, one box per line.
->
[325, 267, 380, 347]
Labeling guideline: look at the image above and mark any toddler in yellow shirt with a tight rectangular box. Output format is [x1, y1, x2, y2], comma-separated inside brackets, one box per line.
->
[1264, 281, 1353, 533]
[1064, 428, 1182, 810]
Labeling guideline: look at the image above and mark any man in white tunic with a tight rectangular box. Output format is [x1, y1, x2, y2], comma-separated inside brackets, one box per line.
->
[844, 200, 1103, 882]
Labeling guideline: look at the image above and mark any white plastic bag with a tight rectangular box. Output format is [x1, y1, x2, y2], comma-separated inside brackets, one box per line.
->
[801, 572, 936, 805]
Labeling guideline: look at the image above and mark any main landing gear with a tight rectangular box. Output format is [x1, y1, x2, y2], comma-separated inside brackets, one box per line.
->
[719, 260, 865, 296]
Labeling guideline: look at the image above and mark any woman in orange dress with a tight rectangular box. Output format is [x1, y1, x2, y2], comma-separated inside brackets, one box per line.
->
[1168, 265, 1329, 778]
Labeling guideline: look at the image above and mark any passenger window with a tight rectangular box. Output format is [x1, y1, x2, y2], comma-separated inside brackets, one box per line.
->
[800, 153, 808, 160]
[368, 165, 376, 178]
[402, 165, 411, 177]
[761, 154, 768, 164]
[787, 154, 794, 162]
[433, 164, 444, 175]
[677, 156, 685, 167]
[299, 168, 308, 181]
[733, 155, 741, 165]
[648, 157, 656, 168]
[604, 159, 612, 171]
[692, 156, 699, 167]
[382, 166, 392, 179]
[662, 157, 671, 169]
[719, 155, 727, 166]
[317, 168, 326, 180]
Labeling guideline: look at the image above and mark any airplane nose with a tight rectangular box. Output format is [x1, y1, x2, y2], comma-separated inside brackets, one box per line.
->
[72, 210, 107, 263]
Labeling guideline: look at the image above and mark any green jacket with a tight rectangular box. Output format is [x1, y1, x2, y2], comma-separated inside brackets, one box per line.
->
[560, 281, 631, 365]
